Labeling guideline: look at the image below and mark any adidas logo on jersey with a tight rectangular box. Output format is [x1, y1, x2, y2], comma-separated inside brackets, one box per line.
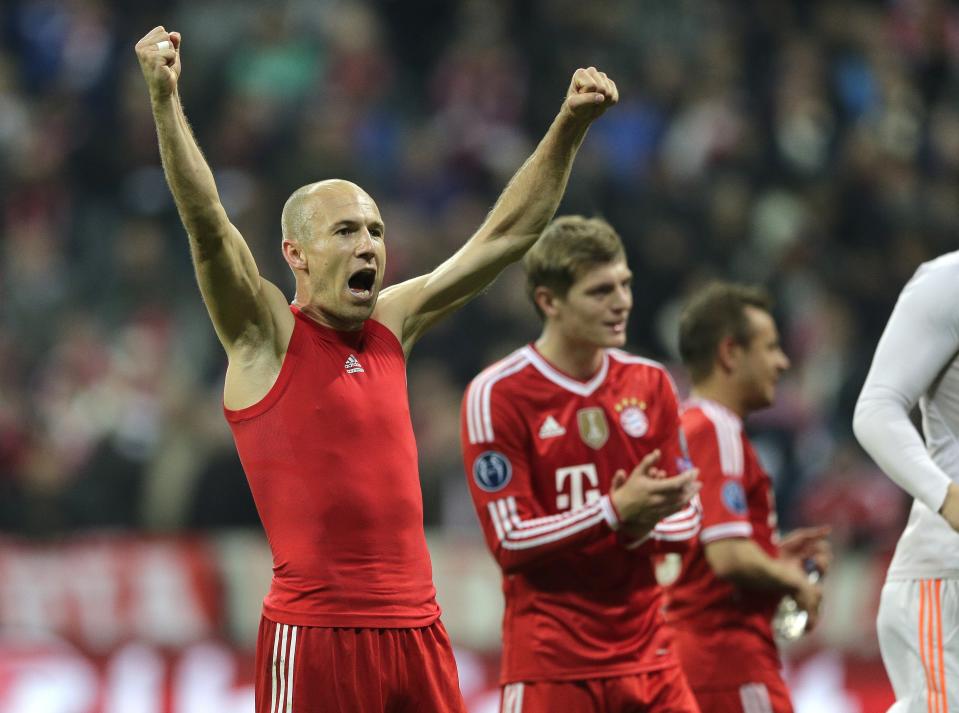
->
[344, 354, 364, 374]
[538, 415, 566, 439]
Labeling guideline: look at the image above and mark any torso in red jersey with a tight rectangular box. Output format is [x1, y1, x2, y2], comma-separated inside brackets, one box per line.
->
[225, 306, 438, 628]
[461, 345, 701, 684]
[665, 398, 783, 688]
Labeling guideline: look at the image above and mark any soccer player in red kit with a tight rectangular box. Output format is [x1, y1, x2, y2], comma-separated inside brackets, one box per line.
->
[135, 25, 621, 713]
[665, 282, 832, 713]
[461, 216, 703, 713]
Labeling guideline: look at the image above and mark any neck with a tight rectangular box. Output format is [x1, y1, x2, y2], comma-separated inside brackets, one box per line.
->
[535, 324, 605, 380]
[691, 377, 747, 419]
[292, 296, 364, 332]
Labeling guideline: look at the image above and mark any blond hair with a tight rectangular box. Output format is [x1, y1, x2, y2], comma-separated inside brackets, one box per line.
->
[523, 216, 626, 319]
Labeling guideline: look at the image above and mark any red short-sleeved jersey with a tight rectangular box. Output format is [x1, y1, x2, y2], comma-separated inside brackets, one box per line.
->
[461, 345, 701, 684]
[226, 306, 439, 629]
[664, 398, 784, 688]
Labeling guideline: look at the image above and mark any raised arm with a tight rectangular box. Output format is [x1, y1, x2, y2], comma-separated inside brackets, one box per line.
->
[376, 68, 619, 354]
[134, 27, 291, 364]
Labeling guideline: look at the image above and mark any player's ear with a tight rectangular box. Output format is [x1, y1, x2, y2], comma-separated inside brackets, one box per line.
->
[534, 286, 561, 319]
[716, 335, 740, 374]
[282, 238, 307, 271]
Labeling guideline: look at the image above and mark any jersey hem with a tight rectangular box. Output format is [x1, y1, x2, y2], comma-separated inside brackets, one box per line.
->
[499, 658, 678, 685]
[262, 603, 441, 629]
[886, 568, 959, 581]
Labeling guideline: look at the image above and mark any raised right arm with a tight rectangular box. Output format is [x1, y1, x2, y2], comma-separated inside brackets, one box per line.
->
[134, 27, 291, 361]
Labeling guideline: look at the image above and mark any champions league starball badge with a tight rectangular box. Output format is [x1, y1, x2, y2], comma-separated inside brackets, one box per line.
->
[473, 451, 513, 492]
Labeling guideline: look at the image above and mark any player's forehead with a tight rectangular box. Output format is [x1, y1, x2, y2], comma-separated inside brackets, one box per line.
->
[572, 259, 631, 289]
[744, 305, 777, 340]
[305, 180, 382, 227]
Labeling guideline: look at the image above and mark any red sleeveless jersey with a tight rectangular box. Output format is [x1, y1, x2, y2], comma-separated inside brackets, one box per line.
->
[225, 306, 439, 628]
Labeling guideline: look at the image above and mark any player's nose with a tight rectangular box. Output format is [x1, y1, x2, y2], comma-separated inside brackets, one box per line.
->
[777, 350, 791, 372]
[613, 285, 632, 310]
[354, 229, 376, 259]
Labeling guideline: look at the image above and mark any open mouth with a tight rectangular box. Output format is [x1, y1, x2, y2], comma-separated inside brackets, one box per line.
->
[347, 267, 376, 298]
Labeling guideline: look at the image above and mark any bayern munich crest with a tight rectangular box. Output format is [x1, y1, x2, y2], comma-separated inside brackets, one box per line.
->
[619, 406, 649, 438]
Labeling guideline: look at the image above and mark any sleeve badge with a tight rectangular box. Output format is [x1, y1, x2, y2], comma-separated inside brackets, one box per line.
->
[721, 480, 748, 516]
[473, 451, 513, 492]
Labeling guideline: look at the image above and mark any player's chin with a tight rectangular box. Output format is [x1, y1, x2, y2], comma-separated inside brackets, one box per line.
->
[757, 384, 777, 409]
[603, 328, 628, 348]
[340, 293, 377, 322]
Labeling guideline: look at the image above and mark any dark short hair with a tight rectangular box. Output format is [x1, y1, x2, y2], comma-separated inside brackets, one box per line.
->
[678, 281, 774, 383]
[523, 216, 626, 319]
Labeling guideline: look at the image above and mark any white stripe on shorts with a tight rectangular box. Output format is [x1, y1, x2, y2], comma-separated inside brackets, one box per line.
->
[270, 624, 298, 713]
[285, 625, 297, 713]
[502, 682, 525, 713]
[739, 682, 773, 713]
[270, 624, 281, 713]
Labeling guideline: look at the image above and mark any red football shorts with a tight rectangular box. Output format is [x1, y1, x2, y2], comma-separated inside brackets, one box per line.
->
[691, 678, 794, 713]
[499, 665, 700, 713]
[254, 616, 466, 713]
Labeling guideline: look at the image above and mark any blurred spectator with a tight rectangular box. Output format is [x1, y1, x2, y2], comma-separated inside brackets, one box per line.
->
[0, 0, 949, 565]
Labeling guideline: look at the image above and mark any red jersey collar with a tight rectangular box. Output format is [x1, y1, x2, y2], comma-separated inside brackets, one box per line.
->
[522, 344, 610, 397]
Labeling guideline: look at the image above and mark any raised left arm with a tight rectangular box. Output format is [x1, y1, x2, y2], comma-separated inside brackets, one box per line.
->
[375, 67, 618, 354]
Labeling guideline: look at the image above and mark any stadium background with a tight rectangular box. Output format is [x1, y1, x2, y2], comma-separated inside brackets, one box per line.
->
[1, 0, 954, 710]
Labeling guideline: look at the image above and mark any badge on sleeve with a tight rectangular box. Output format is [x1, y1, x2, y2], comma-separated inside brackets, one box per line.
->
[721, 480, 748, 516]
[473, 451, 513, 492]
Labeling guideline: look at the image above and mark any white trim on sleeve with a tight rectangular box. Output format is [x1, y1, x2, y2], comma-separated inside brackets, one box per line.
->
[700, 521, 753, 543]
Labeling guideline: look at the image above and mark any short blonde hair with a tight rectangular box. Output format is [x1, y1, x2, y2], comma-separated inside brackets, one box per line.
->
[523, 216, 626, 319]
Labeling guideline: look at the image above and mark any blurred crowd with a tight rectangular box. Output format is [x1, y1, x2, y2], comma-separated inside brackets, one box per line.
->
[0, 0, 954, 556]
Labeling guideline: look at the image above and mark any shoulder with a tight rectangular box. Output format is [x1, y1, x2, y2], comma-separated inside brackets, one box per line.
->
[463, 347, 535, 444]
[466, 347, 535, 395]
[607, 349, 679, 395]
[682, 400, 745, 476]
[881, 252, 959, 343]
[904, 251, 959, 303]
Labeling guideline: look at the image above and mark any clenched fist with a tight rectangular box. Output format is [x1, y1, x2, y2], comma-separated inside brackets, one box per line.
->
[562, 66, 619, 124]
[135, 26, 182, 101]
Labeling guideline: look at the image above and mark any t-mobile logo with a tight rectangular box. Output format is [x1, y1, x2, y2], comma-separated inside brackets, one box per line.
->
[555, 464, 600, 511]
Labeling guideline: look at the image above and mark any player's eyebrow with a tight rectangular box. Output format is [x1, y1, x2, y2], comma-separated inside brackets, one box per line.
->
[330, 218, 385, 233]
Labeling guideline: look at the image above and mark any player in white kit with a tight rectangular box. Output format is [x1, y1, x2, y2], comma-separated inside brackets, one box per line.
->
[853, 251, 959, 713]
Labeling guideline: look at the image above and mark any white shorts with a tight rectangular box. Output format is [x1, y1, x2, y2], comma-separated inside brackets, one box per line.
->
[877, 579, 959, 712]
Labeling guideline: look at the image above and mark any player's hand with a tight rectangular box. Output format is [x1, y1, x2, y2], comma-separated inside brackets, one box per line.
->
[793, 577, 823, 632]
[939, 483, 959, 533]
[135, 26, 182, 101]
[779, 525, 832, 575]
[561, 67, 619, 125]
[610, 450, 700, 529]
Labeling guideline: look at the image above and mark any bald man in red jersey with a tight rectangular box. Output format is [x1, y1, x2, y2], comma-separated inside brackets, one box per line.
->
[136, 24, 619, 713]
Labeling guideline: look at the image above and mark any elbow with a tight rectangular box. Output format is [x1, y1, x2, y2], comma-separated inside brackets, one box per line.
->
[851, 399, 868, 447]
[497, 551, 526, 576]
[703, 547, 742, 581]
[707, 558, 737, 581]
[482, 228, 541, 263]
[853, 386, 911, 451]
[852, 396, 882, 454]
